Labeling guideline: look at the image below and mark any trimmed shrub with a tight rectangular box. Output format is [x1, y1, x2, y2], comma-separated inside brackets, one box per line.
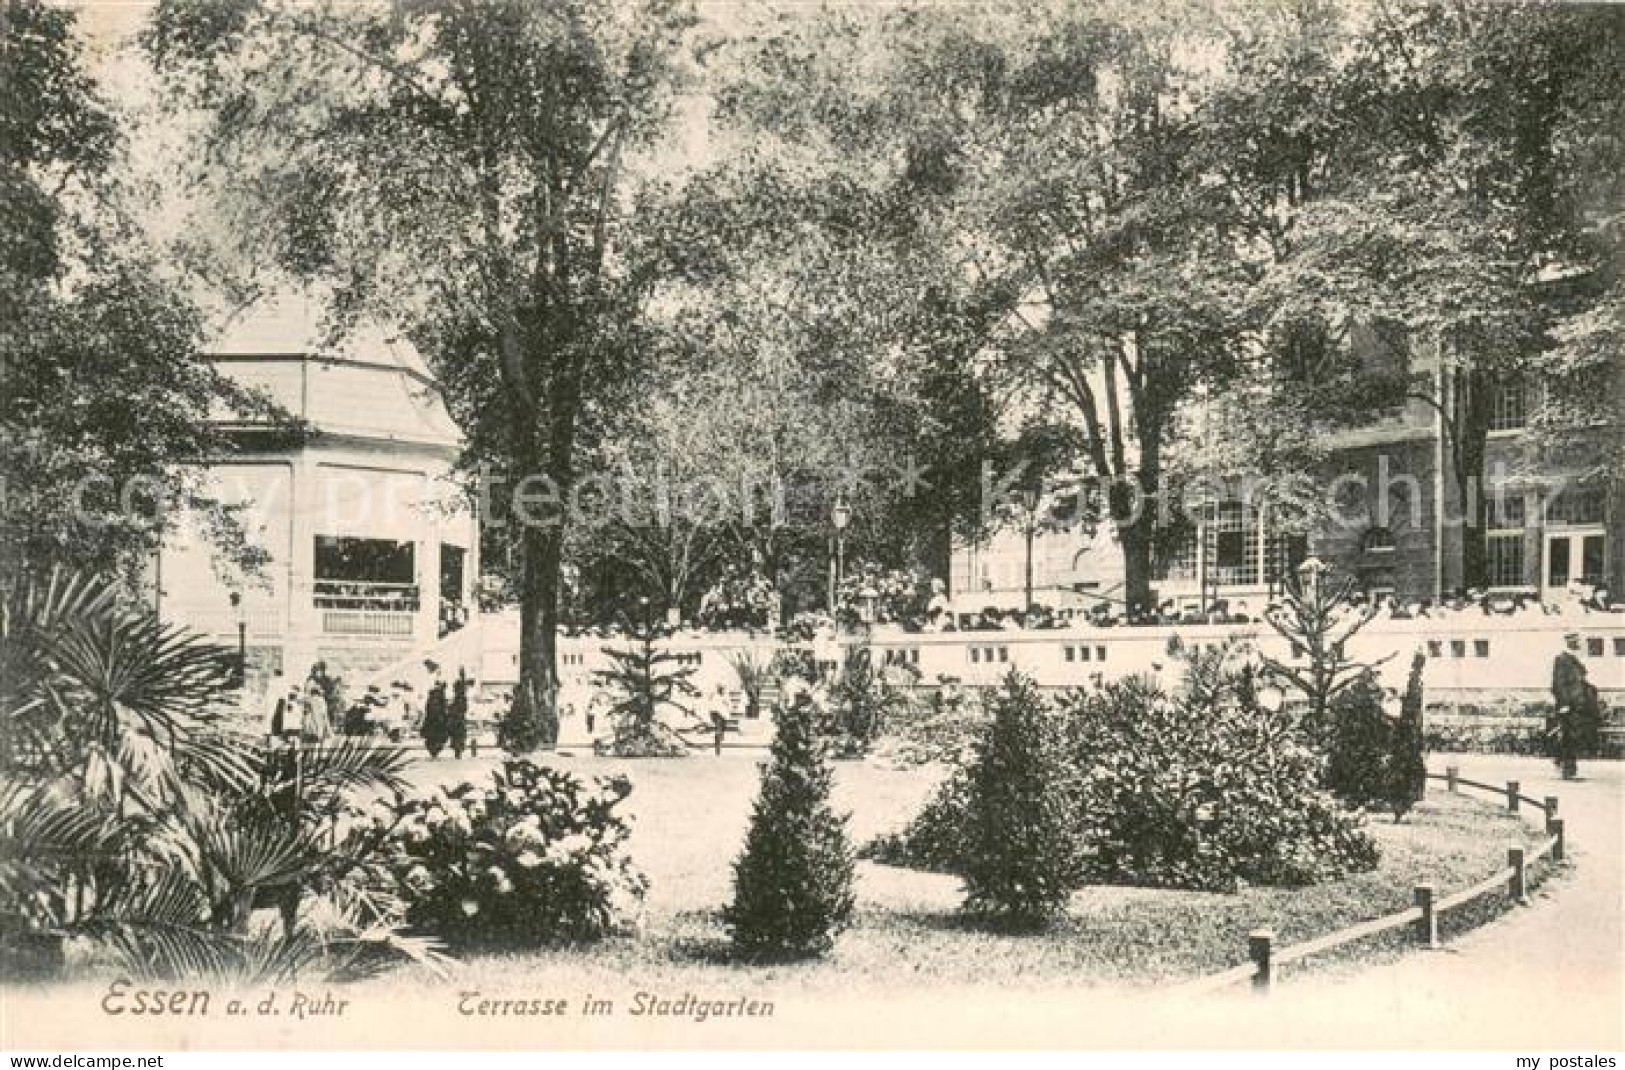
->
[859, 766, 972, 872]
[866, 669, 1379, 895]
[1322, 673, 1396, 810]
[499, 681, 558, 755]
[1061, 675, 1377, 891]
[960, 672, 1079, 924]
[1391, 653, 1429, 820]
[723, 693, 855, 959]
[1321, 657, 1429, 822]
[384, 758, 647, 949]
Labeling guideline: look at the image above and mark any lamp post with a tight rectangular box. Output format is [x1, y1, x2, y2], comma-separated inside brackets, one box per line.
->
[829, 495, 851, 614]
[1019, 485, 1041, 616]
[229, 591, 247, 689]
[1297, 555, 1329, 604]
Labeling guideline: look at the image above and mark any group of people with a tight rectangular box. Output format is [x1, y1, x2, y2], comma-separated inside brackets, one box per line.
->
[418, 660, 474, 759]
[903, 582, 1624, 636]
[262, 658, 475, 758]
[264, 661, 345, 743]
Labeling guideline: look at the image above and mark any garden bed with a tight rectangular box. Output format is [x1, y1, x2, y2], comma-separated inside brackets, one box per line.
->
[380, 755, 1550, 994]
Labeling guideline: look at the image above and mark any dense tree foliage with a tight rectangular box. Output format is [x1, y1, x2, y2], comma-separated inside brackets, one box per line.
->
[1, 0, 264, 586]
[145, 0, 706, 742]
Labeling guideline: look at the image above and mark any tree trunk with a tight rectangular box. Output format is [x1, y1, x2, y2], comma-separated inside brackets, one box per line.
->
[511, 520, 562, 751]
[922, 521, 953, 594]
[1118, 519, 1154, 617]
[1452, 369, 1493, 592]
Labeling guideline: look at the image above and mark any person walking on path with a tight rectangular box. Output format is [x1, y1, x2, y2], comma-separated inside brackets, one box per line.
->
[1550, 633, 1602, 780]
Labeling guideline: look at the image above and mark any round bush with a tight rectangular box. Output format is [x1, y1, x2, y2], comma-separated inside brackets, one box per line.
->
[383, 758, 647, 949]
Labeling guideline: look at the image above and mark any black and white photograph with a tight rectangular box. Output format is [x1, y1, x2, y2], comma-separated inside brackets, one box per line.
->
[1, 0, 1621, 1055]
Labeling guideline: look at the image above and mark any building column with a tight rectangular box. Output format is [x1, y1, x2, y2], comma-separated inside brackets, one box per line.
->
[284, 455, 320, 684]
[415, 470, 442, 647]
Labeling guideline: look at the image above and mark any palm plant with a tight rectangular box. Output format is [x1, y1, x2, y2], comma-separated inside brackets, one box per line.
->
[725, 648, 773, 721]
[1, 568, 439, 981]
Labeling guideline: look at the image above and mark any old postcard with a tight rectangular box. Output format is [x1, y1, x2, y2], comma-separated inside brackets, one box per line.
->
[2, 0, 1621, 1054]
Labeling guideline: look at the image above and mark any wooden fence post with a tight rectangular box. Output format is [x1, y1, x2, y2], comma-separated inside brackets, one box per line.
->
[1550, 817, 1566, 862]
[1544, 796, 1559, 833]
[1413, 884, 1437, 949]
[1508, 846, 1527, 904]
[1506, 781, 1520, 813]
[1446, 765, 1459, 793]
[1249, 929, 1274, 993]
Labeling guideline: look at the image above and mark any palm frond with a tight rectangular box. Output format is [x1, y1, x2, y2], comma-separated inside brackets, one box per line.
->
[194, 816, 323, 894]
[284, 738, 414, 807]
[78, 871, 239, 981]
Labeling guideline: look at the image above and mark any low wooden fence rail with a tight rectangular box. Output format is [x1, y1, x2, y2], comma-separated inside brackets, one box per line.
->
[1172, 767, 1566, 997]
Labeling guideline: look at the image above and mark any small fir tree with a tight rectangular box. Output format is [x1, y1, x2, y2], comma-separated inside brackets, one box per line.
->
[960, 671, 1076, 926]
[594, 611, 699, 757]
[723, 692, 855, 959]
[1322, 672, 1393, 811]
[1389, 652, 1429, 821]
[1261, 561, 1387, 729]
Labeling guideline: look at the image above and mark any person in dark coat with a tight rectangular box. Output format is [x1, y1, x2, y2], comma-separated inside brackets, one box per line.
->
[1550, 634, 1602, 779]
[448, 671, 470, 759]
[422, 678, 450, 758]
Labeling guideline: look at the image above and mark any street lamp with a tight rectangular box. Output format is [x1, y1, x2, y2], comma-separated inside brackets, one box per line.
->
[829, 495, 851, 613]
[229, 591, 247, 688]
[1019, 485, 1041, 616]
[1297, 555, 1330, 603]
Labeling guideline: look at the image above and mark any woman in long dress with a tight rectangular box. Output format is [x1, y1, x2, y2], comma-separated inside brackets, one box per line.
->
[301, 681, 331, 743]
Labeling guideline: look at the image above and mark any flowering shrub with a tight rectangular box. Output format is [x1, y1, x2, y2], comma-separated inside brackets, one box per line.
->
[1058, 677, 1377, 892]
[834, 562, 929, 628]
[865, 673, 1378, 894]
[697, 568, 777, 631]
[870, 681, 986, 766]
[383, 759, 647, 949]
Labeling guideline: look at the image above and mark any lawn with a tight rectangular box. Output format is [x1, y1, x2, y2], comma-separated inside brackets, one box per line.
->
[388, 750, 1551, 994]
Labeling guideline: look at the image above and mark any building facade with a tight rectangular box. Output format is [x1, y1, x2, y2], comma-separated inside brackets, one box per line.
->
[952, 349, 1622, 609]
[155, 298, 478, 703]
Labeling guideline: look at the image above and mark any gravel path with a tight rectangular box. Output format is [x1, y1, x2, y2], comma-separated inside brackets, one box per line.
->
[1185, 754, 1624, 1049]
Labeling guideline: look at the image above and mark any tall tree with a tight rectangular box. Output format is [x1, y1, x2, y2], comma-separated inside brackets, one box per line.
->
[1259, 1, 1625, 586]
[721, 3, 1260, 613]
[145, 0, 704, 747]
[0, 0, 263, 586]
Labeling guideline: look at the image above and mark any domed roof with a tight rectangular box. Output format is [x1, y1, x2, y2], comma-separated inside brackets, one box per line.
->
[207, 294, 462, 450]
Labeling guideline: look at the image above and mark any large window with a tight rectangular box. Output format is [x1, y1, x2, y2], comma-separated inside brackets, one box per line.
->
[1486, 493, 1527, 589]
[1488, 380, 1528, 433]
[314, 536, 419, 609]
[1154, 505, 1303, 588]
[1545, 487, 1605, 527]
[1487, 534, 1526, 588]
[1205, 501, 1261, 585]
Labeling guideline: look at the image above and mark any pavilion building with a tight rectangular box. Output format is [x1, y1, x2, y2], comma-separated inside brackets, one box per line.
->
[154, 297, 478, 703]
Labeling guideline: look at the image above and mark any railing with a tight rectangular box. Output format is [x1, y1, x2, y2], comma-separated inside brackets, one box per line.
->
[514, 616, 1625, 699]
[314, 580, 421, 612]
[1171, 768, 1567, 997]
[321, 609, 415, 637]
